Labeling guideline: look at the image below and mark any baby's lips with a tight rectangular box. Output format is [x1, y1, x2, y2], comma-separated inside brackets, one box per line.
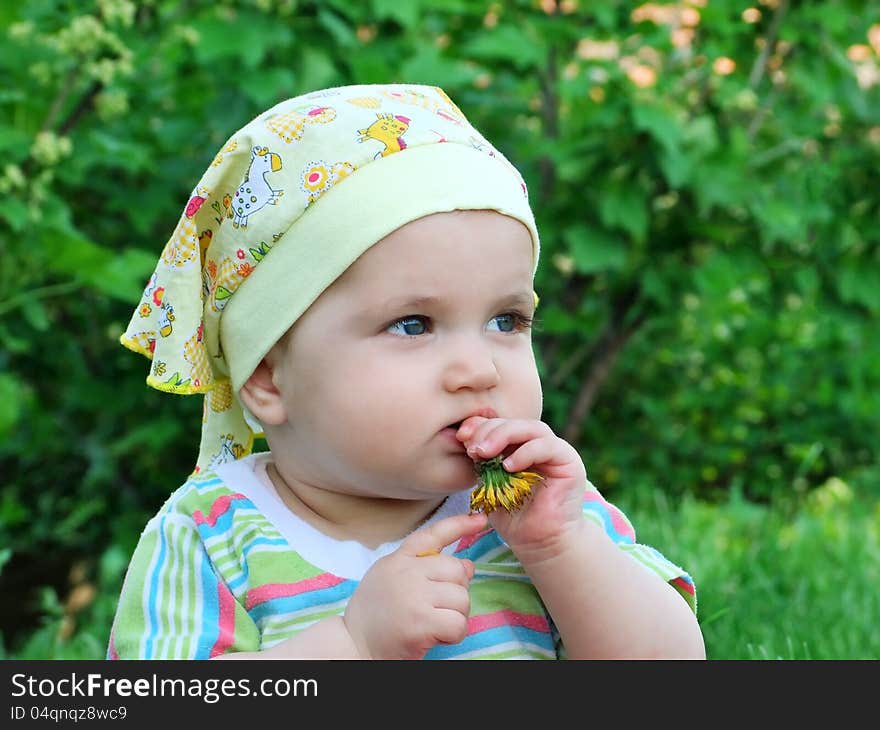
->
[472, 407, 498, 420]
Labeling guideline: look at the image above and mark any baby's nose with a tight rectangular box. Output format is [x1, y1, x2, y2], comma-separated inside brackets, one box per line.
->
[442, 337, 499, 392]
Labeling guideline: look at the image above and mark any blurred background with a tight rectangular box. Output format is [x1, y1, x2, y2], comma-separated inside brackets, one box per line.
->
[1, 0, 878, 659]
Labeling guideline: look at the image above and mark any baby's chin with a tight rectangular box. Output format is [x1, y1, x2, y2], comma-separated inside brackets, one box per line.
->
[423, 456, 481, 494]
[369, 460, 474, 500]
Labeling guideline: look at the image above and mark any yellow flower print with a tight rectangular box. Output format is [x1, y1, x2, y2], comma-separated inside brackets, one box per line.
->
[300, 160, 355, 203]
[153, 361, 167, 377]
[302, 163, 329, 193]
[139, 303, 152, 317]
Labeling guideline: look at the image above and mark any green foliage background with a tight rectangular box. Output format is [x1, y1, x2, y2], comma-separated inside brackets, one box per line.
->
[1, 0, 879, 659]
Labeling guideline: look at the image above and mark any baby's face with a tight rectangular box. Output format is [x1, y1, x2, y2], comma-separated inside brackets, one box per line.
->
[267, 210, 542, 500]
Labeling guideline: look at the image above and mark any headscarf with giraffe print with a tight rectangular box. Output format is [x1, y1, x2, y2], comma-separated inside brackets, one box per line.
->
[121, 83, 540, 474]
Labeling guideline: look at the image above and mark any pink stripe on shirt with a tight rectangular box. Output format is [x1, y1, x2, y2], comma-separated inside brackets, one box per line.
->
[193, 493, 247, 528]
[210, 580, 237, 657]
[583, 490, 636, 541]
[245, 574, 346, 610]
[468, 609, 550, 635]
[671, 575, 696, 596]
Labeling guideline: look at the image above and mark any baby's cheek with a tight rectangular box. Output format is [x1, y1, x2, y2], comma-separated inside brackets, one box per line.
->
[517, 364, 544, 420]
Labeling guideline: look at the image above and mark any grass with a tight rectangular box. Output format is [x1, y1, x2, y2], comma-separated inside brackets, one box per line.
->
[3, 477, 878, 659]
[619, 477, 880, 659]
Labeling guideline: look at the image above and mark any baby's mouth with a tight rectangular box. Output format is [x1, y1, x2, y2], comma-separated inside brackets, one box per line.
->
[445, 408, 498, 432]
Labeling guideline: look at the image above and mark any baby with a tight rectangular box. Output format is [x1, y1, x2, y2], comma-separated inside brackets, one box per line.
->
[109, 83, 704, 660]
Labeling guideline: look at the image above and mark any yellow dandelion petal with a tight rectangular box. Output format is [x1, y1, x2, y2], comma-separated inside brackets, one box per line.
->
[486, 486, 497, 512]
[509, 476, 526, 491]
[497, 486, 512, 511]
[470, 456, 544, 514]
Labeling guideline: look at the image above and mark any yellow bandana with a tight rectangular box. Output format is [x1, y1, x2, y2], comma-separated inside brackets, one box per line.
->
[121, 83, 540, 474]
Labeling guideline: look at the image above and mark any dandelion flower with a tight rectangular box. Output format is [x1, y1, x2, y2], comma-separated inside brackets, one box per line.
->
[469, 456, 544, 515]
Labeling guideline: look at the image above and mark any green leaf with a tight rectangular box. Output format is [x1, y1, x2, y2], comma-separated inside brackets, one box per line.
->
[0, 487, 28, 530]
[299, 47, 339, 91]
[794, 266, 819, 297]
[462, 26, 545, 70]
[752, 197, 807, 245]
[693, 250, 762, 298]
[538, 305, 583, 335]
[632, 101, 682, 151]
[348, 45, 395, 84]
[84, 130, 153, 174]
[659, 145, 692, 188]
[191, 10, 293, 69]
[98, 249, 160, 301]
[598, 183, 649, 243]
[0, 323, 29, 354]
[0, 195, 29, 232]
[416, 0, 468, 11]
[400, 46, 479, 88]
[564, 224, 627, 274]
[21, 298, 49, 332]
[371, 0, 421, 29]
[0, 126, 31, 156]
[692, 160, 749, 215]
[40, 224, 155, 302]
[642, 267, 673, 307]
[239, 67, 297, 107]
[317, 7, 356, 48]
[0, 373, 23, 437]
[836, 262, 880, 314]
[682, 115, 719, 156]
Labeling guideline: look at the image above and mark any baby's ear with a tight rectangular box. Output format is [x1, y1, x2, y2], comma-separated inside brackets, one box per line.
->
[238, 359, 287, 426]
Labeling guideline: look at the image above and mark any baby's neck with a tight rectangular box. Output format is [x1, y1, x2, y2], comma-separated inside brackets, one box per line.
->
[266, 462, 444, 549]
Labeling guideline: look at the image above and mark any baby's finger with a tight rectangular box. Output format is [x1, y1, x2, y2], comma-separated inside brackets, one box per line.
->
[455, 415, 489, 441]
[403, 512, 488, 558]
[422, 555, 474, 586]
[430, 608, 470, 646]
[499, 435, 568, 473]
[429, 582, 471, 615]
[466, 418, 554, 460]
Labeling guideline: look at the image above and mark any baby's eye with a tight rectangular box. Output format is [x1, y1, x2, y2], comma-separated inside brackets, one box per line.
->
[488, 312, 533, 333]
[387, 315, 430, 337]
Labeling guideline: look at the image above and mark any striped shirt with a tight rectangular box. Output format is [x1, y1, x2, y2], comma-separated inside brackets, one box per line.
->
[107, 453, 696, 659]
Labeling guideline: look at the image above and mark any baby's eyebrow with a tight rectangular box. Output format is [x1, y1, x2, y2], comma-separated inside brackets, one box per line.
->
[496, 291, 536, 310]
[381, 295, 441, 311]
[379, 291, 534, 312]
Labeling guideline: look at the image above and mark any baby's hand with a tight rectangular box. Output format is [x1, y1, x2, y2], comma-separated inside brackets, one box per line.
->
[457, 417, 588, 562]
[342, 512, 487, 659]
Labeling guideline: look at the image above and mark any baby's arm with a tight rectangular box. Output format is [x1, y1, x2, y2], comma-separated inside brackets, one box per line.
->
[516, 517, 704, 659]
[457, 416, 705, 659]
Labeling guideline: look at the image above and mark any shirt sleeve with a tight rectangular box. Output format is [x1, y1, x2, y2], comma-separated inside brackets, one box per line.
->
[580, 481, 698, 615]
[106, 509, 260, 659]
